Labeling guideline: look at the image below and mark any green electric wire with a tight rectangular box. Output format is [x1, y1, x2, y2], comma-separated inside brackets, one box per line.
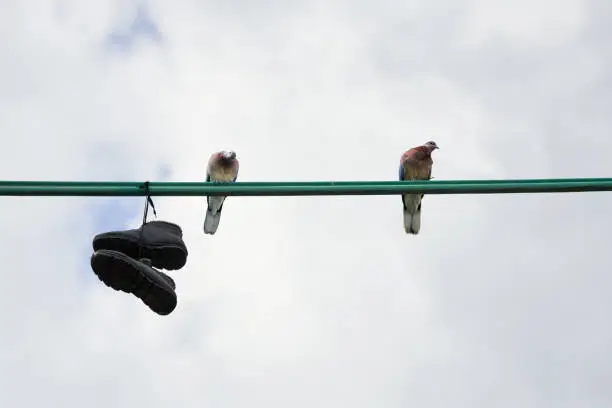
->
[0, 178, 611, 196]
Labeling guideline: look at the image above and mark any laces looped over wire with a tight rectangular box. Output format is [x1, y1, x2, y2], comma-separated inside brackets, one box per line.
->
[141, 181, 157, 225]
[138, 181, 157, 262]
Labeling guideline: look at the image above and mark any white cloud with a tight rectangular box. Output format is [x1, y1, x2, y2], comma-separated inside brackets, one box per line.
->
[460, 0, 587, 47]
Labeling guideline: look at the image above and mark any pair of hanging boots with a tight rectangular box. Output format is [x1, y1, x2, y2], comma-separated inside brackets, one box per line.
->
[90, 221, 189, 316]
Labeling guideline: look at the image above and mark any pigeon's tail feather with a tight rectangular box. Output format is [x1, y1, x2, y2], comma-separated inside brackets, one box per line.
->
[204, 209, 222, 235]
[402, 195, 422, 235]
[404, 208, 421, 234]
[204, 196, 225, 235]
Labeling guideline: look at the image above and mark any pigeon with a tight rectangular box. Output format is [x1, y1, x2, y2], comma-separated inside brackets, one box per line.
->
[204, 150, 239, 235]
[399, 141, 439, 234]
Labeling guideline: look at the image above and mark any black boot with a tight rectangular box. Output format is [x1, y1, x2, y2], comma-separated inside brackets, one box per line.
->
[91, 249, 178, 315]
[92, 221, 188, 271]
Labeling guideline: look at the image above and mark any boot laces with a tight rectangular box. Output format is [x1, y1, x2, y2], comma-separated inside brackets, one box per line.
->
[138, 181, 157, 260]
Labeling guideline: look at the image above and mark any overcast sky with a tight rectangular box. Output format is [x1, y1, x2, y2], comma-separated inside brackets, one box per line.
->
[1, 0, 612, 407]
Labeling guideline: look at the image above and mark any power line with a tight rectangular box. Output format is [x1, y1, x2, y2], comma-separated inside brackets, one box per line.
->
[0, 178, 611, 196]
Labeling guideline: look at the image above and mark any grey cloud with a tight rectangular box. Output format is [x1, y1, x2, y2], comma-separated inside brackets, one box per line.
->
[1, 1, 612, 407]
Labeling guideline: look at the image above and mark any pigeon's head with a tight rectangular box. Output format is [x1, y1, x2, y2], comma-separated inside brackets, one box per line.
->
[424, 141, 439, 152]
[220, 150, 237, 161]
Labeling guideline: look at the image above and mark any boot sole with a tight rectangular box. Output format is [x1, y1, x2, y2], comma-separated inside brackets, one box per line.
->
[93, 234, 187, 270]
[91, 250, 177, 316]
